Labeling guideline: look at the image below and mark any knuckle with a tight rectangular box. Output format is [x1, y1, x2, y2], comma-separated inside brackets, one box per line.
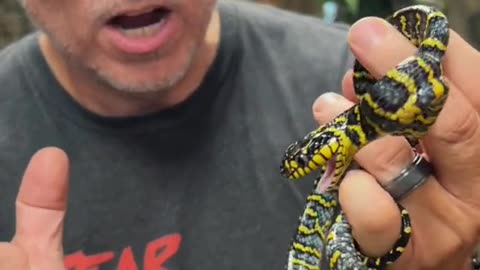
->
[312, 93, 353, 124]
[431, 88, 480, 145]
[435, 106, 480, 145]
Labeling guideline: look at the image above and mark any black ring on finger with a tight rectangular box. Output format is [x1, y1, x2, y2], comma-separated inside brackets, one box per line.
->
[382, 153, 433, 201]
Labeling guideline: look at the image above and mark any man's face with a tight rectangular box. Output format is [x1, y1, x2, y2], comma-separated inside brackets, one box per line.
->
[24, 0, 217, 93]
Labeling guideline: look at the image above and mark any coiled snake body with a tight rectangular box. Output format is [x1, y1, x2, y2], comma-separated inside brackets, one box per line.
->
[280, 5, 449, 270]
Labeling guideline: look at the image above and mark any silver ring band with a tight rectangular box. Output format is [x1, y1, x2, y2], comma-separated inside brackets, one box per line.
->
[382, 153, 433, 201]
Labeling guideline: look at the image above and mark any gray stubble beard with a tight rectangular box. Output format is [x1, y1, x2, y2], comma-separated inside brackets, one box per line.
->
[90, 44, 197, 95]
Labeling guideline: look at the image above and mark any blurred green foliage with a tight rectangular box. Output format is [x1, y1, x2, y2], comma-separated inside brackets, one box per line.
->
[307, 0, 445, 24]
[257, 0, 478, 49]
[0, 0, 33, 49]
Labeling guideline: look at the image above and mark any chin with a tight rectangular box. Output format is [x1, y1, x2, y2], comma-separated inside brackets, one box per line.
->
[98, 69, 189, 94]
[87, 43, 197, 94]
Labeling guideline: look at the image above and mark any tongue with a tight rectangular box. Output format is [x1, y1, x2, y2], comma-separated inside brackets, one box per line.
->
[111, 9, 168, 29]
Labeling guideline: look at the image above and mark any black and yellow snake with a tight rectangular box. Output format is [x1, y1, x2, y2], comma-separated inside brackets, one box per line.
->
[280, 5, 449, 270]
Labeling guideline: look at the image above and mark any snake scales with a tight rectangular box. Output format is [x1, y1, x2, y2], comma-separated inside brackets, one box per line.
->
[280, 5, 449, 270]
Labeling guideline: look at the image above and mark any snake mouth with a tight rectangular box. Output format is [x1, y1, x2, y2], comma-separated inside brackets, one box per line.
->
[316, 156, 337, 193]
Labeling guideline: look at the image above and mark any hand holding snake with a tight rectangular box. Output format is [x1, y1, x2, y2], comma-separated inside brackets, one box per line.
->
[282, 5, 480, 270]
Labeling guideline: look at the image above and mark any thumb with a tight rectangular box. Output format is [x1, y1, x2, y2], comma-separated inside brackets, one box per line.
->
[12, 147, 69, 270]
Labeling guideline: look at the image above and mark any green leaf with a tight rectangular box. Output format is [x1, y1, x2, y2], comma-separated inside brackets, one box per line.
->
[344, 0, 359, 14]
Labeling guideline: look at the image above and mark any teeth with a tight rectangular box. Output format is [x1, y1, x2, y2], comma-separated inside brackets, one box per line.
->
[119, 19, 165, 38]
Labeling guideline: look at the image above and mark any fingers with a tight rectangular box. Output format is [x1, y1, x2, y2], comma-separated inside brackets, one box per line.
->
[391, 173, 478, 270]
[348, 17, 417, 79]
[422, 83, 480, 201]
[341, 69, 357, 102]
[312, 93, 478, 268]
[441, 30, 480, 111]
[339, 170, 476, 270]
[327, 19, 418, 183]
[338, 170, 401, 258]
[313, 92, 414, 183]
[12, 147, 70, 270]
[312, 93, 411, 256]
[346, 16, 480, 206]
[312, 13, 480, 270]
[346, 18, 480, 113]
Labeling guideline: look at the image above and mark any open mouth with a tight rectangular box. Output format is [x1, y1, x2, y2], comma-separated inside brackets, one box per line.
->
[107, 7, 171, 37]
[316, 156, 337, 193]
[103, 6, 177, 55]
[280, 152, 337, 193]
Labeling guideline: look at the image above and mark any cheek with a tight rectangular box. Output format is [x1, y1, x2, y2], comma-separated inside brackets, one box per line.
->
[182, 1, 216, 30]
[26, 1, 67, 26]
[26, 2, 96, 50]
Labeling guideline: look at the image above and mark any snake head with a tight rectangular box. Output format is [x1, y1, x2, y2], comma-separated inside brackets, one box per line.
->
[280, 141, 310, 179]
[280, 128, 345, 180]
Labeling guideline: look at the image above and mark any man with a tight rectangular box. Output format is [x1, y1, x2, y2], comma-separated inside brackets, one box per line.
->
[0, 0, 480, 270]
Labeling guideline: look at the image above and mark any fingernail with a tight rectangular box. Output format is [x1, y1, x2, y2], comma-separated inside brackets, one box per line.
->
[313, 92, 344, 113]
[349, 17, 390, 53]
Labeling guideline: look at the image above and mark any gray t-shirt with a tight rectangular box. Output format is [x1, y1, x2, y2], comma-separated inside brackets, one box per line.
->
[0, 1, 353, 269]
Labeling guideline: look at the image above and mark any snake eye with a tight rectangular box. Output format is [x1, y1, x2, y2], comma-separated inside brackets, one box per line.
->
[285, 142, 301, 156]
[296, 155, 308, 167]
